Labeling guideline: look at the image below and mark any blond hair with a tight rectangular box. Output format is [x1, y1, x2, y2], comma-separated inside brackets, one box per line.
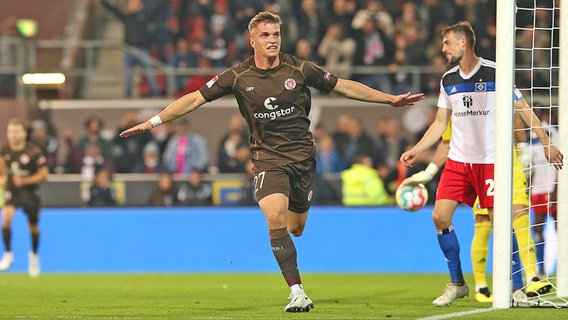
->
[248, 11, 282, 34]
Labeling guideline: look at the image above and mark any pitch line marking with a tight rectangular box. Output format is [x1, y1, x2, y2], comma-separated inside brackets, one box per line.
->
[417, 307, 498, 320]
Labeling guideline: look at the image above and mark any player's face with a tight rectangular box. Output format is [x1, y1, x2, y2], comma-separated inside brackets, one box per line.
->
[442, 31, 464, 65]
[6, 123, 27, 149]
[250, 21, 281, 58]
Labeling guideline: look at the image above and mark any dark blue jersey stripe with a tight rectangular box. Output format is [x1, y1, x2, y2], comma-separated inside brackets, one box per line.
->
[443, 82, 495, 95]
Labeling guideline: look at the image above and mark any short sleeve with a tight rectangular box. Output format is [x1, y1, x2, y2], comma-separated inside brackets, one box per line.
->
[303, 61, 339, 93]
[199, 69, 235, 102]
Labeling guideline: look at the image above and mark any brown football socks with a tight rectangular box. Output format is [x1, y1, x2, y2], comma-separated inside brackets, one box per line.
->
[269, 227, 301, 286]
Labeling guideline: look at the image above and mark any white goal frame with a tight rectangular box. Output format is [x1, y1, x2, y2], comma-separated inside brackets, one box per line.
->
[493, 0, 567, 308]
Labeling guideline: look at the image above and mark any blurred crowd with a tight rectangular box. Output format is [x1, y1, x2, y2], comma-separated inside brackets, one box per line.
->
[101, 0, 505, 97]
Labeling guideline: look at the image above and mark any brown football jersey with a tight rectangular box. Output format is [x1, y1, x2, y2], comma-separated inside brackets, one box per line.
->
[1, 142, 47, 192]
[200, 53, 338, 165]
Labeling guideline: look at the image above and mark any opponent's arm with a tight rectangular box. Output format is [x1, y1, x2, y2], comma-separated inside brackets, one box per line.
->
[332, 78, 424, 107]
[514, 98, 563, 170]
[120, 90, 207, 138]
[400, 107, 451, 168]
[402, 139, 449, 186]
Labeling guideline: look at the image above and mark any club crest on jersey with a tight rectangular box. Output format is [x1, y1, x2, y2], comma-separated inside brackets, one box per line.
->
[206, 75, 219, 88]
[20, 154, 30, 164]
[475, 82, 487, 92]
[284, 78, 296, 90]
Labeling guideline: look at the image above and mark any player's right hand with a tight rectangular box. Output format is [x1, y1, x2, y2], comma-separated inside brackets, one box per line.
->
[402, 170, 433, 186]
[119, 121, 153, 138]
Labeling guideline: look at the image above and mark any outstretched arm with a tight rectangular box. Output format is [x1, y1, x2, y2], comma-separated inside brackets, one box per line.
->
[514, 98, 563, 170]
[119, 90, 207, 137]
[332, 78, 424, 107]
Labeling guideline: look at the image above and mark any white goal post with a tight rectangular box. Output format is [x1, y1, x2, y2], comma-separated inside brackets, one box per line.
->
[494, 0, 567, 308]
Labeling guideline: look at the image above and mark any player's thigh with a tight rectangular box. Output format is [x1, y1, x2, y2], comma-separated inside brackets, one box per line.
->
[288, 159, 315, 214]
[470, 163, 495, 209]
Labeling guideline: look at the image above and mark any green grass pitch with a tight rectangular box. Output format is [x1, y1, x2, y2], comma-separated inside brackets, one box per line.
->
[0, 273, 564, 319]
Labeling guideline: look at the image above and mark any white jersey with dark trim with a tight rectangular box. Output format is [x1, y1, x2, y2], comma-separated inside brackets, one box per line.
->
[437, 58, 522, 164]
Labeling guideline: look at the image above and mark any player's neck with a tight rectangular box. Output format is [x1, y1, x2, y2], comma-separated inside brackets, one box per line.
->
[254, 54, 280, 70]
[459, 52, 479, 75]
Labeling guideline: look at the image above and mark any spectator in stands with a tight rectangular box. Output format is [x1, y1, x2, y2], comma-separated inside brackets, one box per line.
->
[317, 23, 356, 78]
[162, 119, 209, 174]
[313, 134, 343, 205]
[177, 169, 212, 206]
[86, 166, 118, 207]
[316, 134, 344, 175]
[295, 0, 327, 53]
[64, 115, 114, 175]
[353, 16, 393, 92]
[217, 114, 248, 173]
[135, 141, 165, 174]
[100, 0, 166, 97]
[295, 38, 319, 64]
[81, 143, 115, 182]
[148, 171, 179, 206]
[324, 0, 357, 40]
[144, 0, 173, 63]
[351, 0, 394, 40]
[376, 117, 408, 174]
[217, 131, 250, 173]
[337, 115, 376, 168]
[200, 0, 235, 68]
[341, 154, 391, 206]
[29, 120, 59, 173]
[169, 38, 200, 92]
[113, 112, 154, 173]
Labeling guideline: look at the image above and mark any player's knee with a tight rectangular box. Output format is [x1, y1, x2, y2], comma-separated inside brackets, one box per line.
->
[432, 212, 451, 229]
[288, 226, 304, 237]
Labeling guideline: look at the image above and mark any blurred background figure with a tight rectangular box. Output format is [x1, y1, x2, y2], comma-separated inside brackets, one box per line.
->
[341, 154, 391, 206]
[135, 141, 164, 174]
[85, 166, 117, 207]
[148, 171, 178, 206]
[29, 119, 59, 173]
[113, 112, 154, 173]
[177, 169, 212, 206]
[162, 119, 209, 174]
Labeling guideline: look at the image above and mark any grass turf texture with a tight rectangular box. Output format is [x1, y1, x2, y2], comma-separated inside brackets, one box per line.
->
[0, 273, 563, 319]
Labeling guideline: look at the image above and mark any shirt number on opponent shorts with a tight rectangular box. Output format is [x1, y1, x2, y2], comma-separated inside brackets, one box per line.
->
[254, 171, 266, 193]
[485, 178, 495, 196]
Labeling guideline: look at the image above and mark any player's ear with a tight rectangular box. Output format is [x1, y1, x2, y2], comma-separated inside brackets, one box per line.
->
[250, 37, 255, 48]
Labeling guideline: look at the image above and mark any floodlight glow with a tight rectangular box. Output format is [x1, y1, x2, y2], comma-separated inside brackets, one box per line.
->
[22, 73, 66, 85]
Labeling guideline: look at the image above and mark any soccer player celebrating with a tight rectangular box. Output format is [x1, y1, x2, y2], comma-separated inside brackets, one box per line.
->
[120, 11, 424, 312]
[400, 21, 563, 306]
[0, 118, 49, 277]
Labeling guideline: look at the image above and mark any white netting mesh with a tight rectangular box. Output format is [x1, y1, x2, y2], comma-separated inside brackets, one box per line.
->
[512, 0, 567, 307]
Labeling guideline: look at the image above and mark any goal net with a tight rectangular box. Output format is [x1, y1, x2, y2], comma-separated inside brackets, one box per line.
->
[495, 0, 567, 308]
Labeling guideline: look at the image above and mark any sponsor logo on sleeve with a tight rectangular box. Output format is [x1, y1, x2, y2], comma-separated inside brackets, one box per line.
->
[206, 75, 219, 88]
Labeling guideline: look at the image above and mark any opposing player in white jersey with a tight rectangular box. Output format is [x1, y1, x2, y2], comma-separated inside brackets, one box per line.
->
[529, 107, 559, 276]
[400, 21, 564, 307]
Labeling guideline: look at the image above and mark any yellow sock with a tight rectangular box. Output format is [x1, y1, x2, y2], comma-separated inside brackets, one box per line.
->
[513, 212, 538, 281]
[471, 220, 492, 289]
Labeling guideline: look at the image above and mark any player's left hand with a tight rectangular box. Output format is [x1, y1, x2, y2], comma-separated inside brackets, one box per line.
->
[400, 150, 417, 167]
[390, 92, 425, 108]
[545, 145, 564, 170]
[119, 121, 153, 138]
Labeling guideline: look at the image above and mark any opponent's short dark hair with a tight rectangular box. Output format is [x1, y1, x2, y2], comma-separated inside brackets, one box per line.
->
[441, 21, 476, 49]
